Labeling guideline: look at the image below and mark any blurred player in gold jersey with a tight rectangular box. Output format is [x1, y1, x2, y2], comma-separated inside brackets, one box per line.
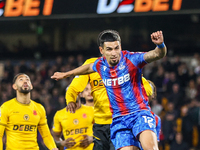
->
[65, 58, 115, 150]
[81, 83, 94, 107]
[52, 92, 94, 150]
[0, 73, 58, 150]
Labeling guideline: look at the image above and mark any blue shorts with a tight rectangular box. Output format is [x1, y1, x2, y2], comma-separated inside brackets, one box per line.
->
[110, 110, 157, 150]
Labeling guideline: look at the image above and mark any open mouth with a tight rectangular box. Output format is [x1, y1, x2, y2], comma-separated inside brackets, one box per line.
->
[23, 84, 29, 88]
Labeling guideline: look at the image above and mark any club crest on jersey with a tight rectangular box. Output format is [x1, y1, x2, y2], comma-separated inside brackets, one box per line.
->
[23, 114, 30, 121]
[119, 63, 125, 70]
[73, 119, 79, 125]
[33, 110, 37, 115]
[110, 70, 117, 77]
[83, 113, 87, 118]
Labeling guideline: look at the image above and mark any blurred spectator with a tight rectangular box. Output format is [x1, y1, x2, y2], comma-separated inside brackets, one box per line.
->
[170, 132, 189, 150]
[185, 80, 197, 100]
[13, 65, 20, 75]
[166, 72, 180, 95]
[161, 56, 172, 72]
[28, 62, 37, 74]
[188, 68, 197, 82]
[171, 56, 182, 73]
[19, 60, 28, 73]
[168, 83, 184, 109]
[148, 61, 158, 81]
[191, 53, 200, 70]
[1, 71, 10, 83]
[151, 99, 163, 115]
[196, 76, 200, 100]
[176, 63, 188, 88]
[55, 56, 64, 70]
[154, 65, 165, 103]
[4, 60, 14, 81]
[57, 95, 66, 110]
[76, 54, 84, 67]
[188, 99, 200, 149]
[162, 102, 178, 144]
[178, 105, 194, 147]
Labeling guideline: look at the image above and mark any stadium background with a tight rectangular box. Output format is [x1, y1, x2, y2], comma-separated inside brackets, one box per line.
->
[1, 0, 200, 149]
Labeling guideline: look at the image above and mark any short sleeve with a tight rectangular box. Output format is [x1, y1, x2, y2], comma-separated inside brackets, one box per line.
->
[92, 59, 99, 72]
[127, 51, 147, 68]
[52, 112, 62, 133]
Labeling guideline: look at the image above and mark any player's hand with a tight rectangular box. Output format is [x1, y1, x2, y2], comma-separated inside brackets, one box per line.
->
[151, 31, 164, 45]
[52, 148, 59, 150]
[66, 102, 77, 113]
[61, 138, 76, 148]
[79, 135, 93, 148]
[51, 72, 69, 81]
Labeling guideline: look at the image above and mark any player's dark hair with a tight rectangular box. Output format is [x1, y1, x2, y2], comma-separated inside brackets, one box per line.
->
[97, 29, 121, 47]
[13, 73, 27, 83]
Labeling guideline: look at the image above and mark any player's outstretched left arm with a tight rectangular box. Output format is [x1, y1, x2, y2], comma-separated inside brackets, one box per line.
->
[38, 124, 58, 150]
[51, 63, 94, 81]
[144, 31, 167, 63]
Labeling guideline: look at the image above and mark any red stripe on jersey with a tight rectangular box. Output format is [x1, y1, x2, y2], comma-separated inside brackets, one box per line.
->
[106, 91, 113, 114]
[151, 111, 158, 126]
[96, 59, 102, 73]
[127, 59, 148, 110]
[155, 115, 159, 126]
[138, 61, 147, 68]
[110, 68, 128, 115]
[96, 59, 114, 114]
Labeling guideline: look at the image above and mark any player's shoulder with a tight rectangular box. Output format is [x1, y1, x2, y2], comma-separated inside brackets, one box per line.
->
[56, 108, 66, 114]
[1, 98, 16, 108]
[82, 105, 94, 111]
[83, 58, 98, 64]
[31, 100, 45, 110]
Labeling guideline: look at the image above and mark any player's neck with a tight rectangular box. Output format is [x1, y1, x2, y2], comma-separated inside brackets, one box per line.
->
[16, 92, 31, 104]
[85, 101, 94, 107]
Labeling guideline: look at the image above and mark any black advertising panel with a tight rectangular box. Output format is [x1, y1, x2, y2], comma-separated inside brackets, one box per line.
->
[0, 0, 200, 19]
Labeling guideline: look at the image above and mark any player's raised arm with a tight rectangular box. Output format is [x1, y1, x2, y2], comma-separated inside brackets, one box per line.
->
[51, 63, 94, 81]
[144, 31, 167, 63]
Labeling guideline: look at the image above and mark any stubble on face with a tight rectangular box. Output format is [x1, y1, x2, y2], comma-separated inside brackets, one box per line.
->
[19, 86, 32, 94]
[102, 41, 121, 67]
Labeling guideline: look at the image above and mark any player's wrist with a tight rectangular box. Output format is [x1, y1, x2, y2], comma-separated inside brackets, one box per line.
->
[88, 136, 93, 144]
[55, 139, 63, 147]
[156, 42, 165, 48]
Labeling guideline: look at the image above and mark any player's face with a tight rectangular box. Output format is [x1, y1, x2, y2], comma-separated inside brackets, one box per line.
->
[100, 41, 121, 67]
[13, 74, 33, 94]
[82, 83, 93, 101]
[149, 93, 155, 101]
